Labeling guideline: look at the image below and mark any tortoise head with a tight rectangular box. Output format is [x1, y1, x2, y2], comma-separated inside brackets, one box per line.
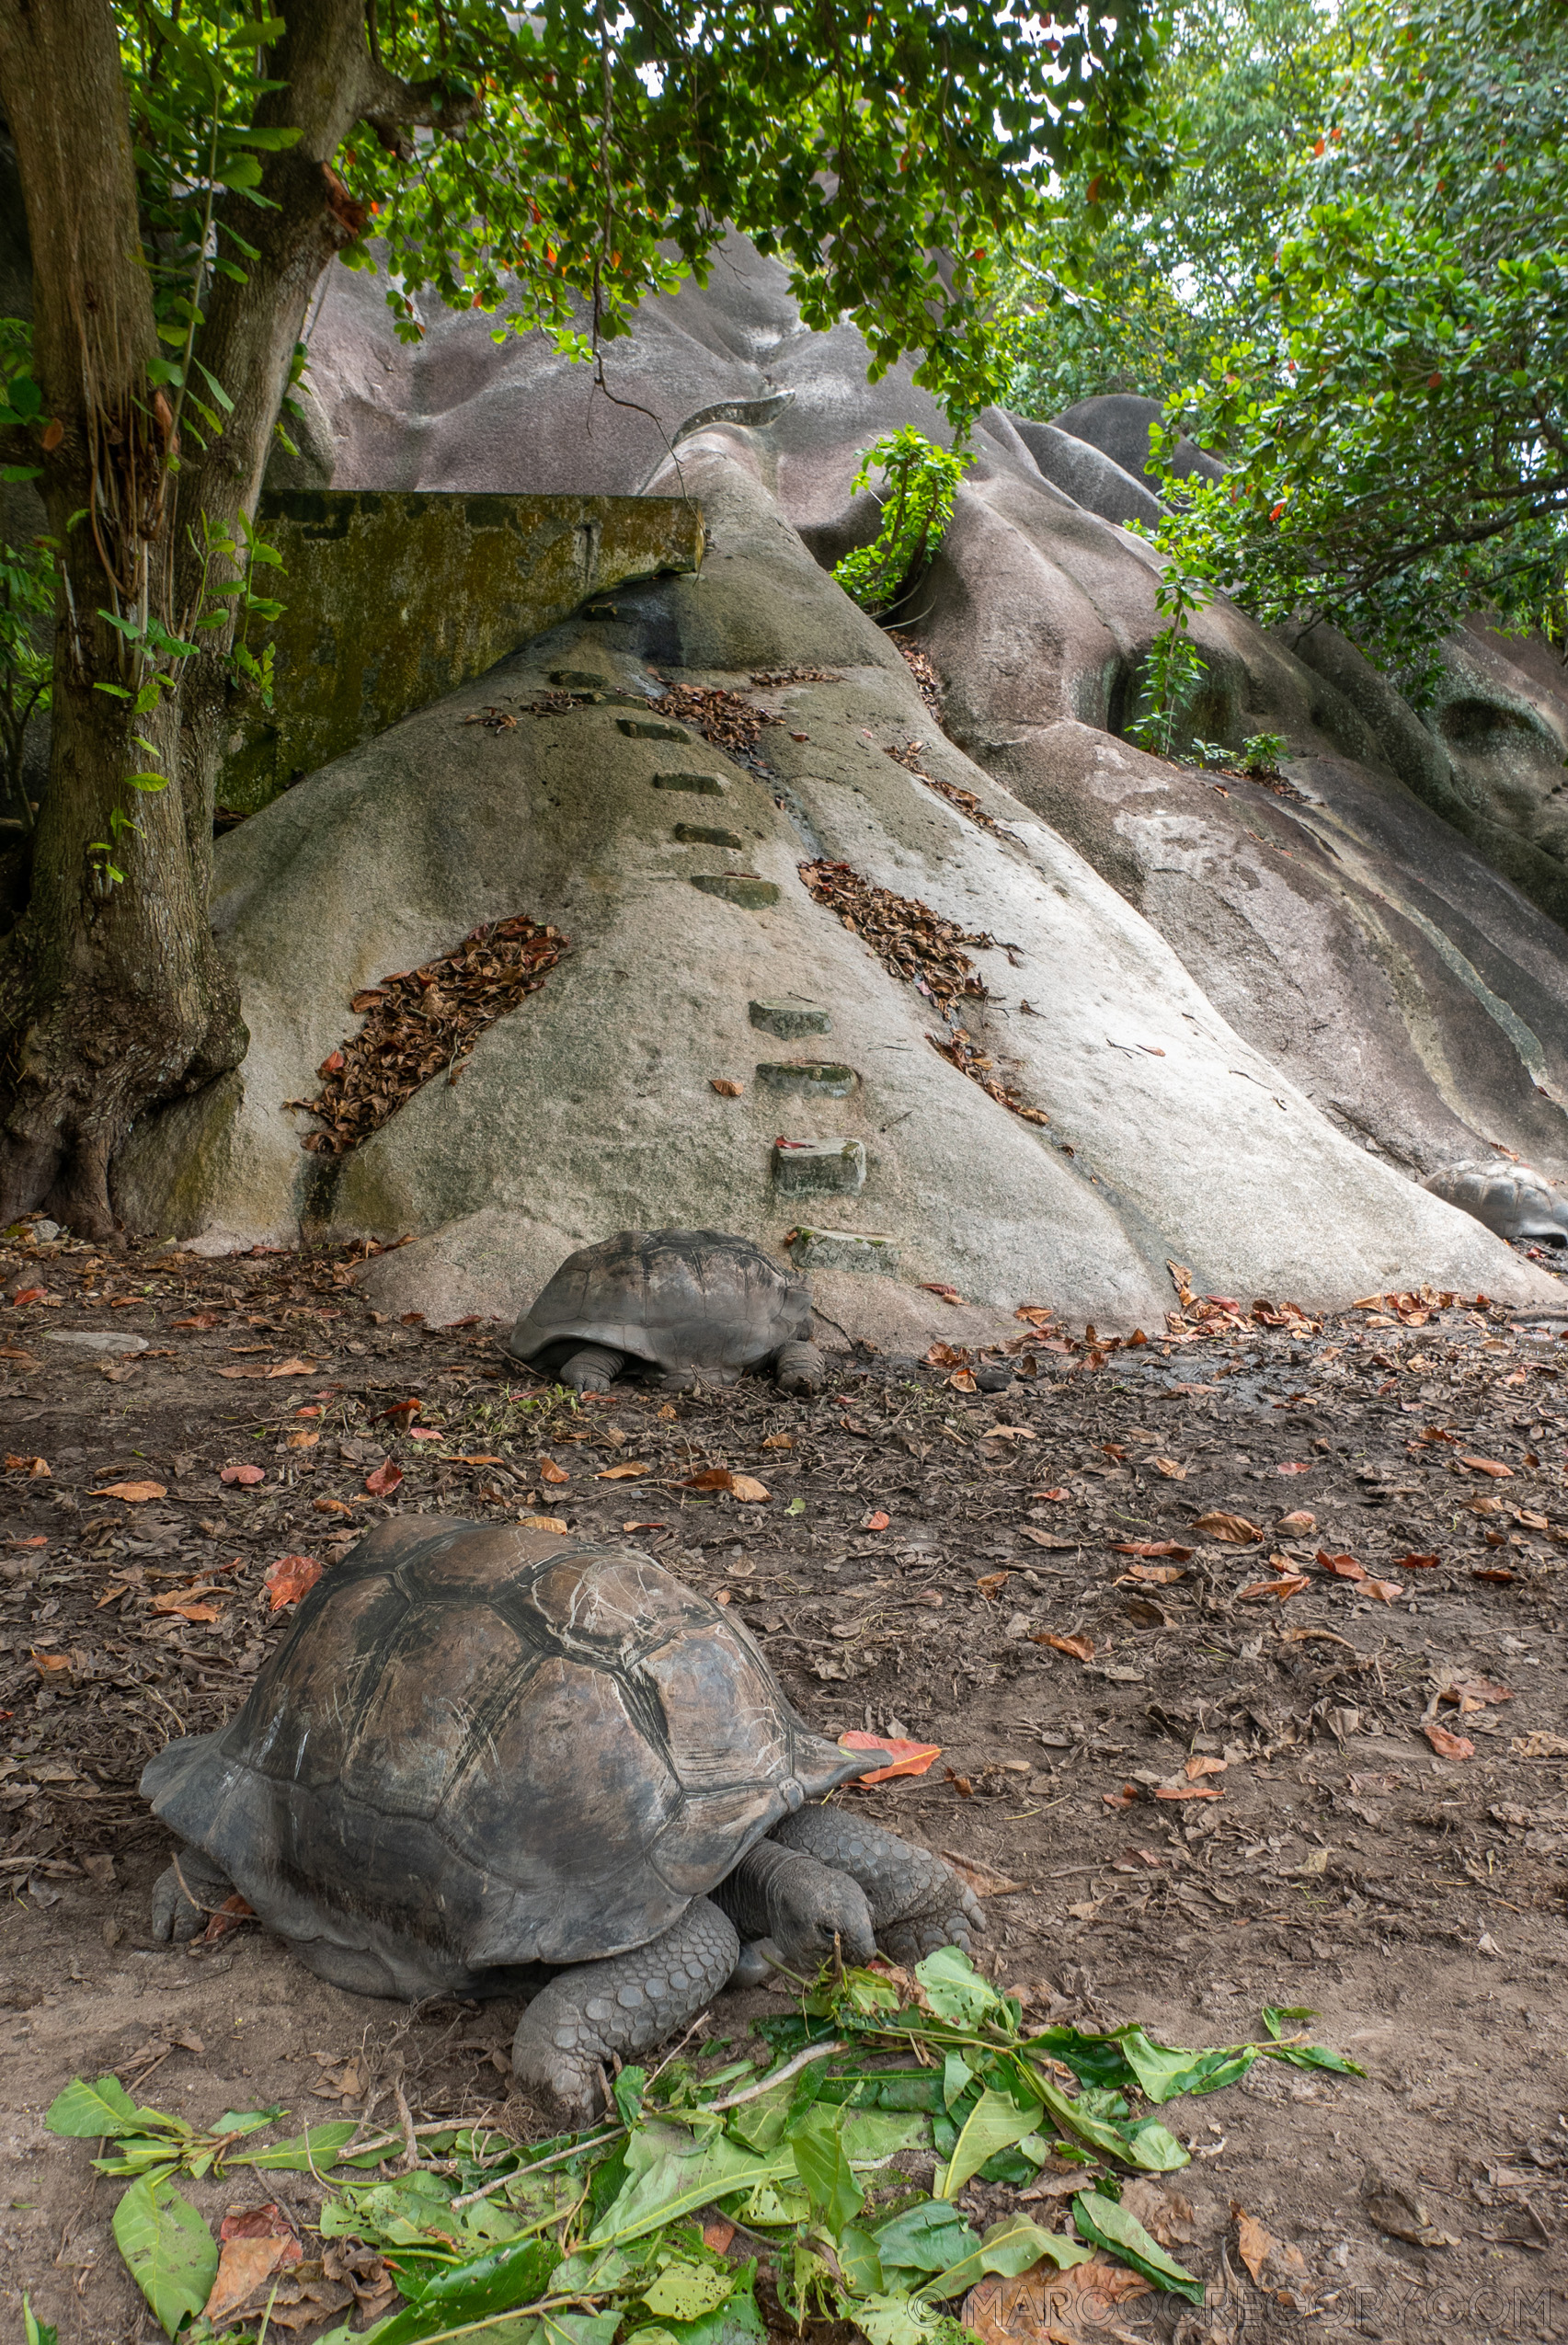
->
[767, 1851, 876, 1970]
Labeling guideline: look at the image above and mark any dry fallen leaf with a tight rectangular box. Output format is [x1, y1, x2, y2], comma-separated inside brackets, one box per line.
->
[948, 1368, 979, 1393]
[205, 2227, 303, 2330]
[1276, 1461, 1313, 1475]
[539, 1457, 570, 1484]
[313, 1495, 357, 1516]
[840, 1731, 943, 1783]
[267, 1356, 316, 1378]
[709, 1078, 744, 1096]
[91, 1481, 167, 1504]
[967, 2262, 1150, 2345]
[1154, 1783, 1224, 1802]
[730, 1473, 769, 1504]
[1185, 1754, 1229, 1779]
[1236, 1573, 1309, 1603]
[1391, 1550, 1440, 1569]
[1030, 1486, 1070, 1503]
[1425, 1722, 1475, 1760]
[1150, 1456, 1188, 1480]
[1234, 2206, 1315, 2305]
[1111, 1539, 1194, 1560]
[596, 1462, 647, 1480]
[220, 1463, 266, 1487]
[521, 1515, 570, 1533]
[1277, 1509, 1317, 1532]
[1361, 2169, 1460, 2250]
[1194, 1510, 1265, 1544]
[285, 1430, 320, 1450]
[1459, 1455, 1514, 1479]
[941, 1848, 1027, 1896]
[1116, 1562, 1186, 1584]
[1512, 1731, 1568, 1758]
[5, 1454, 50, 1477]
[364, 1458, 403, 1497]
[265, 1554, 324, 1609]
[976, 1570, 1011, 1599]
[1315, 1549, 1366, 1580]
[1034, 1630, 1094, 1661]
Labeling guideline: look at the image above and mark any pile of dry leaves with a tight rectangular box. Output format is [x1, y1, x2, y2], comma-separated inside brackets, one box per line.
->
[885, 739, 1015, 839]
[652, 678, 784, 758]
[1163, 1262, 1322, 1342]
[288, 915, 568, 1155]
[888, 632, 945, 715]
[929, 1025, 1050, 1127]
[750, 667, 843, 688]
[797, 857, 992, 1013]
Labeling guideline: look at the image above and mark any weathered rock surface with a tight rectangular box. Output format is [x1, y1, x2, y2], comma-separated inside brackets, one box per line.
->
[115, 236, 1567, 1327]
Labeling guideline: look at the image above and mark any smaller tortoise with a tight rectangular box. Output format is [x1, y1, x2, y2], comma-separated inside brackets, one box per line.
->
[142, 1520, 982, 2125]
[510, 1228, 826, 1394]
[1423, 1161, 1568, 1247]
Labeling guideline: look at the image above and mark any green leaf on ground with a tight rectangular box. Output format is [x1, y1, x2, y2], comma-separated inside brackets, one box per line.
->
[873, 2200, 980, 2276]
[642, 2261, 736, 2320]
[922, 2212, 1094, 2298]
[1070, 2191, 1205, 2304]
[45, 2076, 143, 2138]
[792, 2106, 864, 2231]
[110, 2173, 219, 2338]
[915, 1947, 1012, 2030]
[370, 2235, 562, 2345]
[940, 2089, 1046, 2200]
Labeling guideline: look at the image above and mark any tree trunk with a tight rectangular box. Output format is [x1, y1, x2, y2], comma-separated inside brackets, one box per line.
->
[0, 0, 431, 1237]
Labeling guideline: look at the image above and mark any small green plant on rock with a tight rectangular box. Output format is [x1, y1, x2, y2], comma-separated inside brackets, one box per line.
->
[834, 429, 972, 616]
[1242, 730, 1288, 776]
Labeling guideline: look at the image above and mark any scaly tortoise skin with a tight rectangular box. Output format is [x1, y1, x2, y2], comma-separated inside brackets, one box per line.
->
[508, 1227, 826, 1394]
[1423, 1161, 1568, 1246]
[141, 1519, 983, 2123]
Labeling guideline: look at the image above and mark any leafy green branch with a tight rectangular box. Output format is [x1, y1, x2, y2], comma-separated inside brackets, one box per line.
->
[833, 430, 973, 617]
[38, 1946, 1359, 2342]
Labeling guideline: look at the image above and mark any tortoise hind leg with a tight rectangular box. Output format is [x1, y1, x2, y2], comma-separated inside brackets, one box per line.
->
[150, 1844, 235, 1944]
[511, 1897, 739, 2127]
[557, 1344, 625, 1392]
[769, 1807, 985, 1964]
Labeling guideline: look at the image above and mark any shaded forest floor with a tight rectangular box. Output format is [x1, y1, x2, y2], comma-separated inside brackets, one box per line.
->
[3, 1221, 1567, 2343]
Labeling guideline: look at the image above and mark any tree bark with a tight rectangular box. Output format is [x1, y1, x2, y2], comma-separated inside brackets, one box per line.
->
[0, 0, 469, 1236]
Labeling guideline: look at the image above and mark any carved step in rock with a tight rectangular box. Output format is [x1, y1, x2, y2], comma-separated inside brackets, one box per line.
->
[755, 1061, 857, 1098]
[653, 771, 727, 794]
[690, 875, 780, 909]
[550, 668, 611, 688]
[674, 823, 743, 847]
[787, 1228, 898, 1274]
[620, 717, 692, 741]
[750, 1000, 832, 1039]
[773, 1138, 866, 1195]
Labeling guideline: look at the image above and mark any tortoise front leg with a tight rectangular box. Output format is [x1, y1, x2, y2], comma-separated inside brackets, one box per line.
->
[769, 1807, 985, 1964]
[511, 1897, 739, 2127]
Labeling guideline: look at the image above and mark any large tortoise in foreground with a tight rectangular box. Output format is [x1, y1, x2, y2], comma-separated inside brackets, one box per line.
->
[142, 1521, 983, 2122]
[509, 1228, 827, 1393]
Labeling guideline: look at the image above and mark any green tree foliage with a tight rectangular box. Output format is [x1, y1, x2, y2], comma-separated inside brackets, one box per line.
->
[1004, 0, 1568, 699]
[0, 0, 1160, 1231]
[1177, 0, 1568, 694]
[1003, 0, 1341, 416]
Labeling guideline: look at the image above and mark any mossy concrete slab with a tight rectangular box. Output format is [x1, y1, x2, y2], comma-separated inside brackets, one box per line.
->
[218, 489, 703, 813]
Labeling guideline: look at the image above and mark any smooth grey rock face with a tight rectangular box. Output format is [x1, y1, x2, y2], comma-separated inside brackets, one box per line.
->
[1423, 1161, 1568, 1244]
[1048, 393, 1227, 488]
[1007, 418, 1162, 530]
[111, 234, 1567, 1333]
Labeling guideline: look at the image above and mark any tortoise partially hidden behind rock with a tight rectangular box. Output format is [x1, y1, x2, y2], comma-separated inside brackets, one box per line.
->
[141, 1520, 984, 2124]
[1423, 1161, 1568, 1247]
[509, 1227, 826, 1393]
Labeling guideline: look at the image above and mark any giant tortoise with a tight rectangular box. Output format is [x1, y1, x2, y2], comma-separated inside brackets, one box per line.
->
[509, 1228, 826, 1394]
[1423, 1161, 1568, 1247]
[142, 1520, 982, 2123]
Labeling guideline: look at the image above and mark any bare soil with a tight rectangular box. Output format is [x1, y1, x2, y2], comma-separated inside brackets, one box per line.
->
[3, 1228, 1566, 2344]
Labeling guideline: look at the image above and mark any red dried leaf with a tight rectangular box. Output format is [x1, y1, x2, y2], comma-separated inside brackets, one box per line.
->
[840, 1731, 943, 1783]
[220, 1463, 266, 1487]
[364, 1458, 403, 1496]
[1425, 1722, 1475, 1760]
[265, 1553, 323, 1609]
[1392, 1551, 1441, 1569]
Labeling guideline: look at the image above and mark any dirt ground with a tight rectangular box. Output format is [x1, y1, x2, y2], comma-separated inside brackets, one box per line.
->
[3, 1222, 1567, 2344]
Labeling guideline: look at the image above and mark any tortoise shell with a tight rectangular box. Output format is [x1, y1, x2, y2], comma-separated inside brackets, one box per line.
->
[142, 1521, 863, 1975]
[509, 1228, 812, 1378]
[1423, 1161, 1568, 1244]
